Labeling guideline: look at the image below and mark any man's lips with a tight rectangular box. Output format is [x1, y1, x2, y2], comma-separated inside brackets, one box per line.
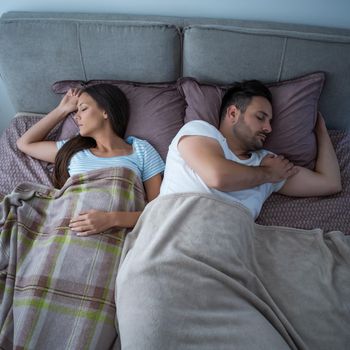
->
[257, 133, 266, 141]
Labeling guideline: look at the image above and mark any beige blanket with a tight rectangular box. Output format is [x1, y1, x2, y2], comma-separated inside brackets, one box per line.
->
[116, 193, 350, 350]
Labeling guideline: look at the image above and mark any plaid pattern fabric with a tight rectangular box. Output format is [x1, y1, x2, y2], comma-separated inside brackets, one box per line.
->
[0, 167, 145, 349]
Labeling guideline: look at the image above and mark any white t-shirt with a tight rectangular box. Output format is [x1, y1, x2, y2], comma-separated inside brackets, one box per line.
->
[160, 120, 284, 219]
[56, 136, 164, 182]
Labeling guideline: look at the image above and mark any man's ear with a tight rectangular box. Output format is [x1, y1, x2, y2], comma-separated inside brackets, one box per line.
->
[226, 105, 240, 125]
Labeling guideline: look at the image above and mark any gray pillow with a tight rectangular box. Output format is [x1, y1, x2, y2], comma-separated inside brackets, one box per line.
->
[52, 80, 186, 160]
[177, 72, 325, 169]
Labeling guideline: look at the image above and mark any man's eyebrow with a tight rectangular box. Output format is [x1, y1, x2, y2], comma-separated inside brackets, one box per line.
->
[258, 111, 272, 120]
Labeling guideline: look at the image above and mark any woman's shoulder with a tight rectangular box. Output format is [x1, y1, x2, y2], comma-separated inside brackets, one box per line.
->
[126, 136, 150, 147]
[126, 136, 157, 155]
[56, 139, 68, 150]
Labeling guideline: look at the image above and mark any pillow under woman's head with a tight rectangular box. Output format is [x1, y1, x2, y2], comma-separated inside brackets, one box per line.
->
[52, 80, 186, 160]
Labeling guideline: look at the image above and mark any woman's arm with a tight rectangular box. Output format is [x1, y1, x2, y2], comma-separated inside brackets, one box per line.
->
[16, 89, 80, 163]
[69, 173, 163, 236]
[144, 173, 162, 202]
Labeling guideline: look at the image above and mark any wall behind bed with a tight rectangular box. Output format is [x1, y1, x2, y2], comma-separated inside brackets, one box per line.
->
[1, 0, 350, 133]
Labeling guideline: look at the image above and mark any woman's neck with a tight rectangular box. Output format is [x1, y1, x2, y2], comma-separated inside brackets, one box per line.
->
[91, 131, 132, 156]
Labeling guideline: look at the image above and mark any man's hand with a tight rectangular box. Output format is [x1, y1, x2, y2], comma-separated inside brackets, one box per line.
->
[260, 154, 299, 183]
[314, 111, 328, 136]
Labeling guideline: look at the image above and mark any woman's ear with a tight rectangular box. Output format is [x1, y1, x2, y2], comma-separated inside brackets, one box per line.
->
[103, 111, 108, 120]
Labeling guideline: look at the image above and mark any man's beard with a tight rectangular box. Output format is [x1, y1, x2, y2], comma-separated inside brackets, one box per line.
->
[233, 118, 268, 152]
[251, 132, 267, 150]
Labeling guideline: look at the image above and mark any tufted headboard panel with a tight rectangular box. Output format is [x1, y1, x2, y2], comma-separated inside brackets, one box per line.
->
[0, 11, 350, 129]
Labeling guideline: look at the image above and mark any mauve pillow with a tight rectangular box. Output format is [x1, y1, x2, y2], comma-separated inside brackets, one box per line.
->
[177, 72, 325, 169]
[52, 80, 186, 160]
[0, 114, 56, 198]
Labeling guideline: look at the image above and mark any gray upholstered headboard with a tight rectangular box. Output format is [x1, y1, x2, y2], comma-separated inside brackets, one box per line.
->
[0, 11, 350, 129]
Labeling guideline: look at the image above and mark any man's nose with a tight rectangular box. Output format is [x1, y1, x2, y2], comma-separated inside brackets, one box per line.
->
[263, 120, 272, 133]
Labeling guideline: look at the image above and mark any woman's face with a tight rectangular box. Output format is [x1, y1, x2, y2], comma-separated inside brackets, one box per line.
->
[74, 92, 107, 137]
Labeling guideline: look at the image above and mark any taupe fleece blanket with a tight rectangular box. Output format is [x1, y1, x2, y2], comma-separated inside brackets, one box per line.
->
[116, 193, 350, 350]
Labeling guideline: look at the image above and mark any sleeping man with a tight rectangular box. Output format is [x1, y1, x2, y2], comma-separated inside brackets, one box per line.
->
[116, 80, 348, 350]
[159, 79, 341, 218]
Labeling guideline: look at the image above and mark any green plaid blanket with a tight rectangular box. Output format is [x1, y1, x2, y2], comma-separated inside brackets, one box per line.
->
[0, 167, 145, 349]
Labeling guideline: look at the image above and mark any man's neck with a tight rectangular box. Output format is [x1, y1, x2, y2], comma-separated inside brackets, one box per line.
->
[219, 126, 251, 160]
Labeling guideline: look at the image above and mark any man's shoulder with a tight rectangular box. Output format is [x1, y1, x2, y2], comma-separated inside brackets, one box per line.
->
[255, 148, 271, 157]
[249, 149, 276, 166]
[177, 120, 221, 139]
[183, 120, 217, 130]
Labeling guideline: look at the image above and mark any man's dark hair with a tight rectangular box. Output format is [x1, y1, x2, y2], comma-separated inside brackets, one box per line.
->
[219, 80, 272, 120]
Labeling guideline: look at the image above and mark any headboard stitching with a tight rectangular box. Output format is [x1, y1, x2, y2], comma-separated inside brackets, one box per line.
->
[76, 23, 87, 81]
[277, 37, 288, 82]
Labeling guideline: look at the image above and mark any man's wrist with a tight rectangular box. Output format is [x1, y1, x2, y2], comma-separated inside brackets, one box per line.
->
[258, 166, 272, 184]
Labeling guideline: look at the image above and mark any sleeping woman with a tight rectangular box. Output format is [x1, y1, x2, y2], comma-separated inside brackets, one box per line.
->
[16, 84, 164, 236]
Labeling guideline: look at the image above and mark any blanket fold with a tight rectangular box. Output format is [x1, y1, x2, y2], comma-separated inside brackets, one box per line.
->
[0, 167, 145, 350]
[116, 193, 350, 350]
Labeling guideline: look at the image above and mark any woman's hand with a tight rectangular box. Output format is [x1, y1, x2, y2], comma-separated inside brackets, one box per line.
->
[69, 209, 114, 236]
[16, 88, 82, 163]
[69, 209, 142, 236]
[58, 88, 81, 115]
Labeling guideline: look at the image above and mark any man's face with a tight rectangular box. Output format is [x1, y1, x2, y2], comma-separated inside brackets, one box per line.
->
[232, 96, 273, 151]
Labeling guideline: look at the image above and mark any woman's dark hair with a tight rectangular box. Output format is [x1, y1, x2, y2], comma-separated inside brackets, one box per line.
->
[53, 84, 129, 188]
[219, 80, 272, 121]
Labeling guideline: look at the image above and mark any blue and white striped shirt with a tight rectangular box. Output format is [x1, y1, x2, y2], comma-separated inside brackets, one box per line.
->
[56, 136, 164, 182]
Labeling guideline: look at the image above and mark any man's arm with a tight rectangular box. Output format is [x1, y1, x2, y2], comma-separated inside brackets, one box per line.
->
[178, 135, 297, 192]
[278, 113, 342, 197]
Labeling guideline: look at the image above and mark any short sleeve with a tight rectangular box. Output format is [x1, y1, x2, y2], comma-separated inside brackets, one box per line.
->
[140, 141, 165, 181]
[56, 139, 68, 150]
[273, 179, 286, 193]
[174, 120, 223, 145]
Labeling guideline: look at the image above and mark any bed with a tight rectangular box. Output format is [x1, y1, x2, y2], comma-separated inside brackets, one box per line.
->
[0, 11, 349, 350]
